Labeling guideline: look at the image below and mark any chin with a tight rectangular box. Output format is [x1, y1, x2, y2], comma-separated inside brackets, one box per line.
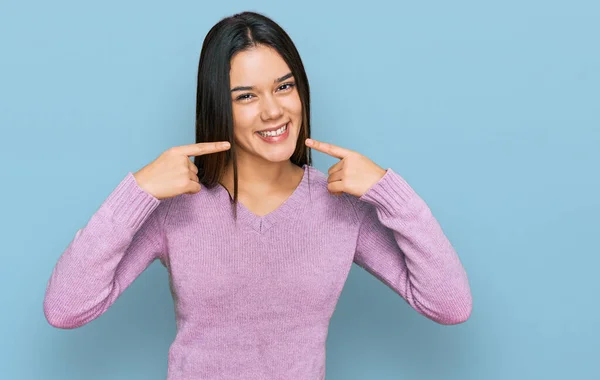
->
[252, 129, 299, 162]
[259, 146, 297, 163]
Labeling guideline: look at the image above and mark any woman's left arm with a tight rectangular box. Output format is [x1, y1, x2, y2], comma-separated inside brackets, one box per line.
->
[353, 168, 472, 325]
[306, 138, 472, 325]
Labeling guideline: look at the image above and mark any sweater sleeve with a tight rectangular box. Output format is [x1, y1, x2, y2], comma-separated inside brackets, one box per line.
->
[353, 168, 472, 325]
[43, 172, 170, 329]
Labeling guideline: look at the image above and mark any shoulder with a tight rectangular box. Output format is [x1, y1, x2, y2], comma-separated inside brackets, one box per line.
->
[304, 165, 365, 225]
[159, 181, 231, 227]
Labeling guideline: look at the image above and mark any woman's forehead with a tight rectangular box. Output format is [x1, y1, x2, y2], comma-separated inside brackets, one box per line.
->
[230, 45, 292, 87]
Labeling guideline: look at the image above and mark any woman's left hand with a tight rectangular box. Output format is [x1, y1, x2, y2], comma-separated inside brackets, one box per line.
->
[306, 138, 387, 197]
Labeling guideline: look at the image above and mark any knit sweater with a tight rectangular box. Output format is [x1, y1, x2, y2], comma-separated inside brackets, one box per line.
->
[43, 163, 472, 380]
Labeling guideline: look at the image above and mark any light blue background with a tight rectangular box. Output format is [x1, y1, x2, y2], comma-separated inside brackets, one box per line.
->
[1, 0, 598, 379]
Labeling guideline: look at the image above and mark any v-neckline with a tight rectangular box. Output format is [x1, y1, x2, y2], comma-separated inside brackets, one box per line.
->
[217, 164, 311, 233]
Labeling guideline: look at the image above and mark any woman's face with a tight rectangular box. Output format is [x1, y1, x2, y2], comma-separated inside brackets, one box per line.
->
[229, 44, 303, 164]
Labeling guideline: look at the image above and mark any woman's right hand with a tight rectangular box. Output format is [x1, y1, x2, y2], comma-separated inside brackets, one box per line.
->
[133, 141, 231, 200]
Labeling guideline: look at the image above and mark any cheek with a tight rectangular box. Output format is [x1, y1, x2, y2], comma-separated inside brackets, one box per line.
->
[283, 94, 303, 120]
[232, 106, 258, 136]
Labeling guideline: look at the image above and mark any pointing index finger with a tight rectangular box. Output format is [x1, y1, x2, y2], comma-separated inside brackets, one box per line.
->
[306, 138, 351, 159]
[175, 141, 231, 157]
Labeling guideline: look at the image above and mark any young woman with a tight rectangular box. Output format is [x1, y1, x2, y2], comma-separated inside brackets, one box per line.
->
[44, 11, 472, 380]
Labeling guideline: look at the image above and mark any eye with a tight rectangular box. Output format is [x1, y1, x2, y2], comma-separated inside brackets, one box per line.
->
[236, 93, 254, 102]
[277, 82, 296, 92]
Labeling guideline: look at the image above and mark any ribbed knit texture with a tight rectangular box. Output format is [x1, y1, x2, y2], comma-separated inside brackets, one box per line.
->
[44, 164, 472, 379]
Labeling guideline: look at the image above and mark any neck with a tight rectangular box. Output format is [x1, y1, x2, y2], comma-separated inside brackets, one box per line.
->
[220, 156, 302, 197]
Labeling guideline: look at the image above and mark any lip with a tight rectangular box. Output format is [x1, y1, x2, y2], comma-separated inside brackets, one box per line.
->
[256, 121, 289, 133]
[255, 122, 290, 144]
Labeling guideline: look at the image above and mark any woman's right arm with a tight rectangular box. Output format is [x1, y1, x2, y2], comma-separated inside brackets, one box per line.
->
[43, 141, 231, 329]
[43, 172, 170, 329]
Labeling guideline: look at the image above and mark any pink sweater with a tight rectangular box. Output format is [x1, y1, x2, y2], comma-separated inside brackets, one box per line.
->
[44, 164, 471, 379]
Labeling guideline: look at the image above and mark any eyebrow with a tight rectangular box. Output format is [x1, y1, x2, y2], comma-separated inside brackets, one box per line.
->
[230, 72, 294, 92]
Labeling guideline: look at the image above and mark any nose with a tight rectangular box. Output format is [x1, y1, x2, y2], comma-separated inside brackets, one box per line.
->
[260, 94, 284, 121]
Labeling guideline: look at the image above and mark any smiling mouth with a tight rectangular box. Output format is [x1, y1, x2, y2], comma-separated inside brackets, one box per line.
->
[256, 122, 289, 137]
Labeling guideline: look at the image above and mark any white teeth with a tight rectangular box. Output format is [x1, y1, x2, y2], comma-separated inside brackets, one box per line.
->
[258, 123, 287, 137]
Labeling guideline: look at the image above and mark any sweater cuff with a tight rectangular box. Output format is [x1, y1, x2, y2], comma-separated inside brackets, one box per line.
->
[358, 168, 417, 218]
[100, 172, 161, 230]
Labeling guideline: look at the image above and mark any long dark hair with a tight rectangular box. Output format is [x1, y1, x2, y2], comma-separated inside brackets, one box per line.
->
[194, 11, 312, 216]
